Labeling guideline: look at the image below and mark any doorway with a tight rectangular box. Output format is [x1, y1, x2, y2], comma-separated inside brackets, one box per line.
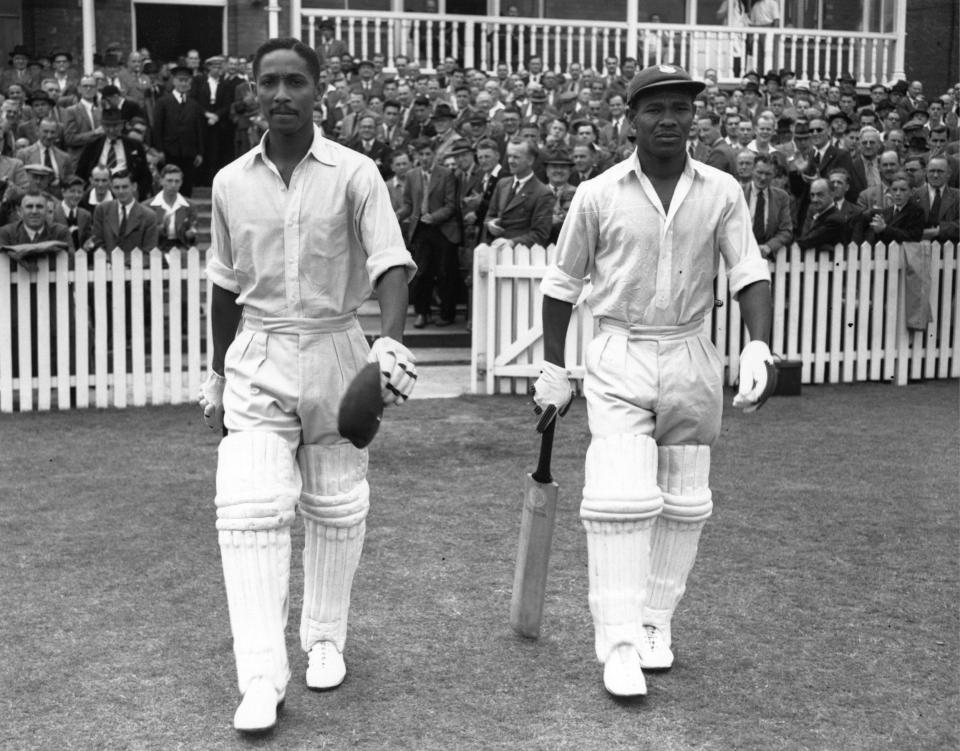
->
[134, 4, 224, 63]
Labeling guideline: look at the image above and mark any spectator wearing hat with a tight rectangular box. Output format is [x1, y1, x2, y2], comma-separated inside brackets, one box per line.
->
[193, 55, 233, 183]
[397, 138, 461, 328]
[483, 136, 553, 248]
[101, 84, 146, 130]
[63, 75, 104, 157]
[152, 64, 205, 197]
[346, 113, 393, 180]
[403, 96, 436, 143]
[76, 107, 151, 201]
[349, 59, 382, 98]
[543, 150, 577, 244]
[14, 91, 53, 145]
[16, 117, 73, 196]
[1, 45, 39, 93]
[23, 162, 56, 196]
[52, 175, 92, 249]
[149, 163, 198, 251]
[431, 103, 461, 164]
[825, 107, 852, 150]
[315, 18, 349, 68]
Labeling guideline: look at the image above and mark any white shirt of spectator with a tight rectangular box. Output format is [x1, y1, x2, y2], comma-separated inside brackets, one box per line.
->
[207, 76, 219, 104]
[151, 191, 191, 239]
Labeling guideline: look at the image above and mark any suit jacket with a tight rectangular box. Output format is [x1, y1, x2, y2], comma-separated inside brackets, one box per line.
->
[598, 118, 633, 153]
[483, 174, 554, 247]
[152, 91, 205, 158]
[807, 144, 856, 199]
[744, 184, 793, 256]
[347, 138, 393, 179]
[834, 199, 864, 245]
[116, 69, 153, 106]
[856, 184, 894, 213]
[547, 181, 578, 243]
[62, 101, 103, 154]
[705, 138, 739, 176]
[796, 204, 846, 252]
[0, 220, 74, 255]
[149, 196, 199, 250]
[399, 166, 461, 246]
[90, 200, 159, 253]
[315, 38, 349, 67]
[76, 135, 151, 200]
[15, 143, 74, 189]
[52, 203, 92, 249]
[853, 200, 925, 246]
[191, 77, 232, 123]
[848, 154, 880, 203]
[914, 184, 960, 243]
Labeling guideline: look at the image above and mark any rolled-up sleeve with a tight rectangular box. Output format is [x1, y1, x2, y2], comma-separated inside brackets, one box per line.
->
[718, 186, 770, 298]
[353, 161, 417, 286]
[205, 175, 241, 293]
[541, 186, 595, 303]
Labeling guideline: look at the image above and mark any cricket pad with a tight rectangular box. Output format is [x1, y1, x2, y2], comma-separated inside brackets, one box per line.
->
[337, 362, 384, 448]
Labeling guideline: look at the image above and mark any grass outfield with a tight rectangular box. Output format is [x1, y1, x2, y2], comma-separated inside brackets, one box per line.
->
[1, 382, 957, 751]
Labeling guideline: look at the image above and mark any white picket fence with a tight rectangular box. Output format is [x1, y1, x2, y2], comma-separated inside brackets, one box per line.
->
[0, 247, 210, 412]
[470, 241, 959, 395]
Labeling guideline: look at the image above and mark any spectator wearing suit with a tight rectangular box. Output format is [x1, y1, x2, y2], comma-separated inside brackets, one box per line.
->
[397, 139, 461, 328]
[852, 171, 924, 246]
[856, 150, 901, 212]
[52, 175, 92, 250]
[698, 111, 738, 176]
[917, 156, 959, 244]
[75, 107, 151, 200]
[346, 114, 392, 179]
[16, 118, 74, 197]
[745, 153, 793, 259]
[599, 92, 632, 154]
[149, 164, 198, 251]
[570, 142, 602, 186]
[796, 177, 846, 252]
[543, 150, 577, 244]
[431, 103, 461, 164]
[483, 137, 553, 249]
[62, 75, 104, 157]
[314, 18, 349, 68]
[100, 84, 145, 130]
[0, 189, 73, 254]
[151, 65, 205, 197]
[192, 55, 233, 184]
[386, 150, 412, 240]
[349, 60, 382, 98]
[86, 169, 158, 252]
[828, 168, 863, 245]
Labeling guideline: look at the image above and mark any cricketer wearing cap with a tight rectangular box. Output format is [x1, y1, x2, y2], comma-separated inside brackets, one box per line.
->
[534, 64, 775, 698]
[198, 37, 417, 734]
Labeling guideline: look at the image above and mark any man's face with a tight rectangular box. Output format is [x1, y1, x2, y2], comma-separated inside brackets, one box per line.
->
[529, 58, 543, 75]
[476, 147, 498, 173]
[520, 126, 539, 146]
[128, 52, 142, 72]
[32, 100, 51, 119]
[608, 95, 625, 119]
[569, 63, 582, 80]
[186, 50, 200, 69]
[575, 125, 595, 144]
[826, 86, 840, 103]
[112, 177, 134, 204]
[455, 89, 470, 110]
[496, 63, 508, 80]
[11, 54, 27, 71]
[546, 164, 571, 185]
[42, 80, 60, 99]
[357, 117, 376, 141]
[78, 77, 97, 102]
[622, 59, 637, 79]
[207, 61, 222, 79]
[53, 55, 70, 73]
[724, 114, 740, 137]
[103, 119, 124, 140]
[455, 151, 475, 172]
[434, 116, 453, 135]
[604, 57, 618, 76]
[20, 195, 47, 229]
[397, 85, 412, 106]
[417, 147, 435, 171]
[738, 120, 755, 146]
[860, 131, 881, 157]
[501, 112, 519, 134]
[588, 100, 603, 119]
[697, 117, 717, 143]
[828, 173, 848, 200]
[928, 131, 948, 153]
[256, 49, 318, 137]
[161, 172, 183, 194]
[348, 93, 365, 113]
[547, 120, 566, 141]
[809, 119, 829, 148]
[770, 98, 784, 117]
[391, 154, 410, 179]
[737, 151, 755, 180]
[753, 161, 774, 190]
[903, 160, 925, 188]
[870, 87, 886, 104]
[884, 111, 900, 130]
[475, 92, 491, 111]
[572, 146, 594, 172]
[808, 181, 831, 213]
[173, 73, 192, 94]
[7, 84, 23, 103]
[908, 81, 922, 98]
[839, 94, 855, 113]
[38, 121, 58, 147]
[506, 142, 533, 177]
[830, 117, 847, 137]
[630, 90, 693, 162]
[91, 170, 110, 194]
[926, 159, 948, 188]
[328, 57, 341, 75]
[888, 178, 911, 207]
[755, 119, 774, 144]
[383, 105, 400, 126]
[885, 131, 904, 154]
[879, 152, 900, 181]
[63, 184, 83, 207]
[426, 79, 440, 98]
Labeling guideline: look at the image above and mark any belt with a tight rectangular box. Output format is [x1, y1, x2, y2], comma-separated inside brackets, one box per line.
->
[598, 317, 705, 341]
[241, 309, 358, 335]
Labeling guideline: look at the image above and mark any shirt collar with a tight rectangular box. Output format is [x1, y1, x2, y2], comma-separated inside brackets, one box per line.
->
[513, 172, 534, 189]
[150, 191, 190, 210]
[243, 125, 338, 171]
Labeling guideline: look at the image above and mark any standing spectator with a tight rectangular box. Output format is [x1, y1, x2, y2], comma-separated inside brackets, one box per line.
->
[78, 165, 113, 214]
[736, 150, 756, 190]
[76, 108, 151, 200]
[745, 153, 793, 259]
[314, 18, 349, 68]
[194, 55, 233, 184]
[543, 151, 577, 245]
[398, 138, 461, 328]
[698, 111, 738, 176]
[152, 65, 205, 197]
[346, 114, 392, 179]
[599, 92, 631, 154]
[1, 46, 39, 93]
[916, 156, 959, 244]
[49, 50, 80, 101]
[849, 126, 883, 199]
[483, 137, 553, 248]
[62, 75, 104, 157]
[116, 51, 152, 108]
[149, 164, 198, 251]
[86, 168, 158, 252]
[16, 118, 73, 196]
[52, 175, 92, 250]
[386, 150, 412, 240]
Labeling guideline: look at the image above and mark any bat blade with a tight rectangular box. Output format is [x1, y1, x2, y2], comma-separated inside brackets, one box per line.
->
[509, 472, 559, 639]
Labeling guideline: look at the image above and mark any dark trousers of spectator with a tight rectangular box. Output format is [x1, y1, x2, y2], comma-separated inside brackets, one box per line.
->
[164, 153, 198, 197]
[411, 221, 459, 323]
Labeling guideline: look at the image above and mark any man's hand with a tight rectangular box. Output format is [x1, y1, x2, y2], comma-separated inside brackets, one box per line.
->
[758, 243, 773, 259]
[733, 340, 777, 412]
[532, 361, 573, 416]
[199, 371, 226, 430]
[368, 336, 417, 406]
[486, 217, 504, 237]
[420, 212, 434, 225]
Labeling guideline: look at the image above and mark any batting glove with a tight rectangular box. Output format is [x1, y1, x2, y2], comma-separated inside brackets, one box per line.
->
[532, 361, 573, 415]
[368, 336, 418, 406]
[199, 371, 226, 430]
[733, 340, 778, 413]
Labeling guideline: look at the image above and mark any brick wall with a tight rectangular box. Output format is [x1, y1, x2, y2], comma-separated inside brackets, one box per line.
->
[905, 0, 958, 95]
[232, 1, 272, 58]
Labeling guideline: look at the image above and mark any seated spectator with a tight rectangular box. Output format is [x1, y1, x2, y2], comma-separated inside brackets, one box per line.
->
[79, 164, 114, 213]
[543, 150, 577, 244]
[917, 156, 959, 243]
[853, 171, 924, 246]
[86, 168, 158, 253]
[52, 175, 92, 250]
[16, 117, 73, 197]
[746, 153, 794, 259]
[346, 114, 392, 179]
[796, 177, 846, 251]
[149, 164, 198, 251]
[828, 168, 862, 244]
[483, 137, 553, 248]
[23, 163, 56, 196]
[0, 189, 73, 270]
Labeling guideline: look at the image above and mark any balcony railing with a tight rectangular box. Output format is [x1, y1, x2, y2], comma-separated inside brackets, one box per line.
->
[299, 10, 898, 85]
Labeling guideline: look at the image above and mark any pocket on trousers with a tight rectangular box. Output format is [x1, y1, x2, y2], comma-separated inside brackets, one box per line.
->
[584, 331, 614, 374]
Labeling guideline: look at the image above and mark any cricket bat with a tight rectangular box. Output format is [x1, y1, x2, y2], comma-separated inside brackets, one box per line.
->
[510, 409, 560, 639]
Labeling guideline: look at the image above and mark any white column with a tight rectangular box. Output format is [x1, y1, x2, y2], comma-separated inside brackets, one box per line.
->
[289, 0, 302, 39]
[891, 0, 906, 82]
[626, 0, 638, 62]
[267, 0, 281, 39]
[81, 0, 96, 74]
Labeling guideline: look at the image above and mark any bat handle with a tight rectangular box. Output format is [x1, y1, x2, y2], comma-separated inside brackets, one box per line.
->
[532, 421, 554, 485]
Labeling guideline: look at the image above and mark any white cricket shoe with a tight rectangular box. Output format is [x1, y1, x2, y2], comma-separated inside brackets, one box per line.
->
[306, 641, 346, 690]
[603, 643, 647, 697]
[233, 676, 283, 733]
[639, 625, 674, 671]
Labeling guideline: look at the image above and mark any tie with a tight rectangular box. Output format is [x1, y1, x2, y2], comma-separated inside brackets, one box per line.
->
[811, 150, 820, 172]
[930, 188, 942, 226]
[612, 120, 619, 142]
[43, 147, 53, 169]
[107, 140, 118, 170]
[68, 208, 77, 226]
[119, 205, 128, 237]
[506, 179, 519, 205]
[753, 189, 766, 240]
[420, 171, 430, 216]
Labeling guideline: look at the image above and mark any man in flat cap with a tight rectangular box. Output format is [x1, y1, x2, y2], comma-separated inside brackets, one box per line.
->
[535, 64, 775, 698]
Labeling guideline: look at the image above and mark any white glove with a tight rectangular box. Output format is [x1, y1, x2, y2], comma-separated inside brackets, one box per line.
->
[532, 361, 573, 414]
[368, 336, 418, 406]
[198, 371, 226, 430]
[733, 340, 777, 413]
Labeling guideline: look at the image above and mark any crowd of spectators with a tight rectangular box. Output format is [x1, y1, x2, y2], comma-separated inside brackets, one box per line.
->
[1, 25, 959, 331]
